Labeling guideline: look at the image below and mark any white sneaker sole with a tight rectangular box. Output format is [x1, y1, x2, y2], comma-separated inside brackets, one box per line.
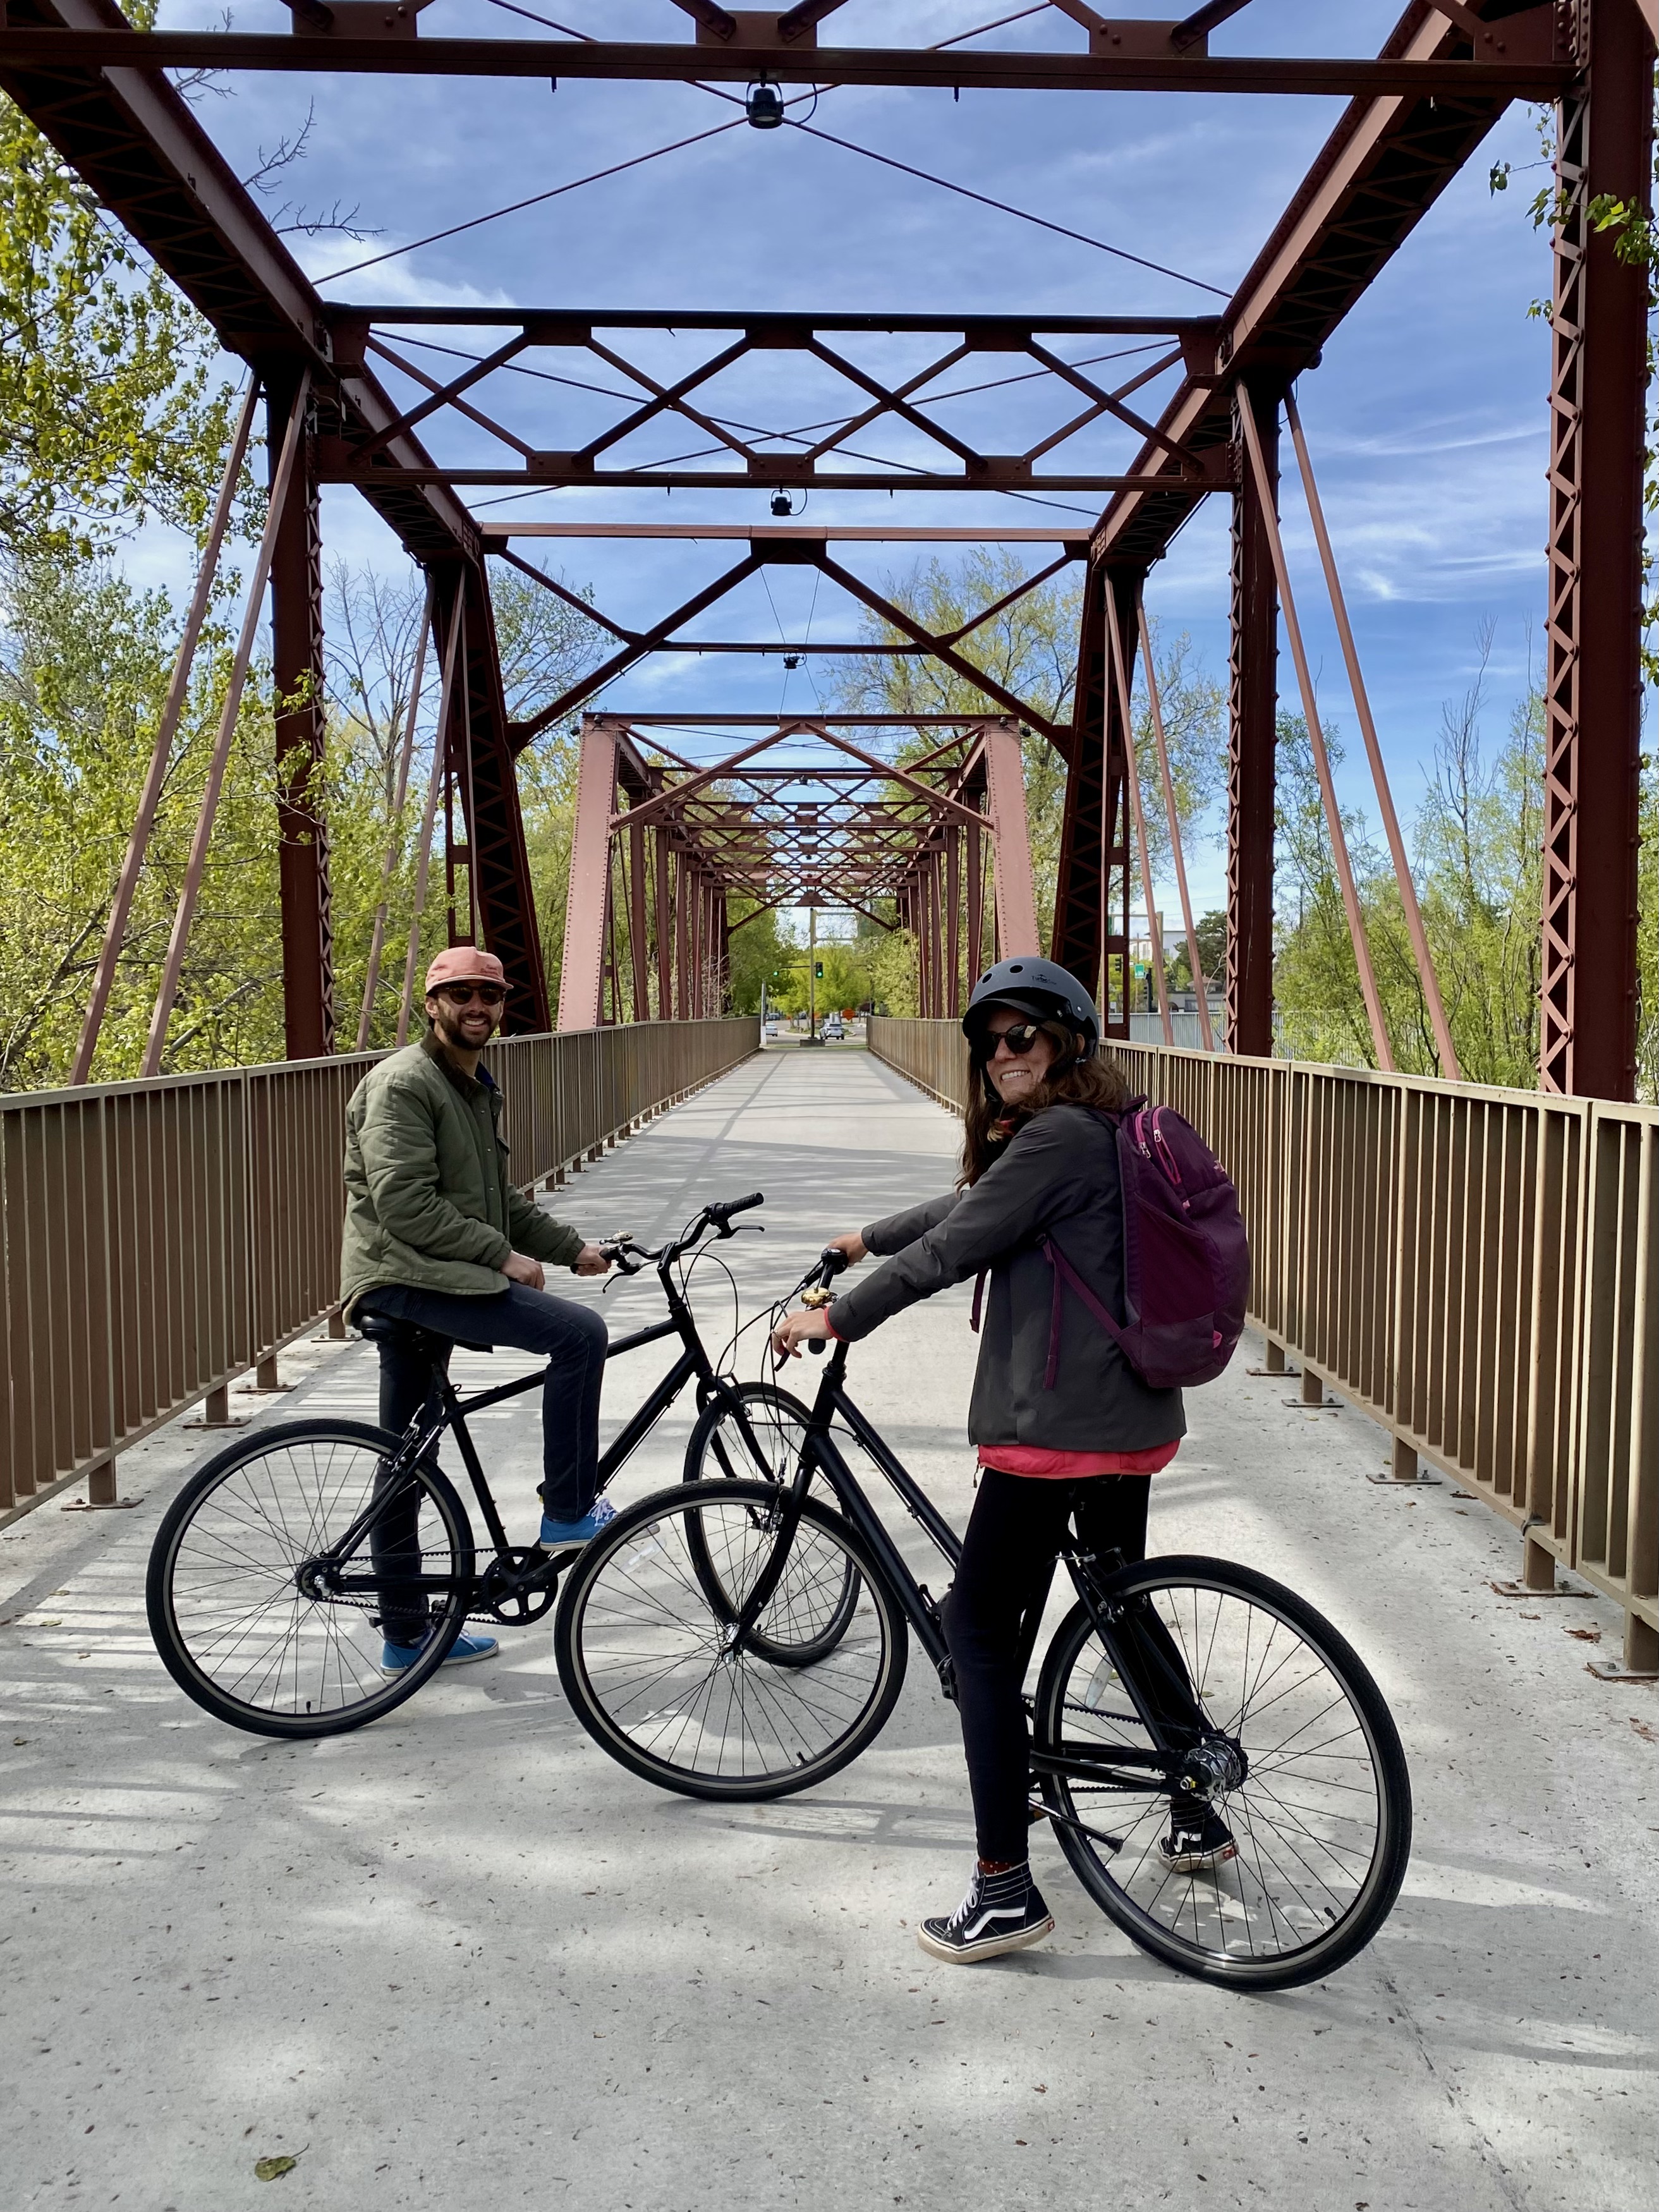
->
[915, 1913, 1055, 1965]
[1159, 1842, 1237, 1876]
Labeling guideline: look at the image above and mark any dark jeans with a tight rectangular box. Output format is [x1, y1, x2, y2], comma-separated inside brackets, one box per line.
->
[945, 1469, 1191, 1866]
[359, 1282, 608, 1648]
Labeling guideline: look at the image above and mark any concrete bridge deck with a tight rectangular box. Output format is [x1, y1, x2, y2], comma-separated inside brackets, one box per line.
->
[2, 1047, 1654, 2211]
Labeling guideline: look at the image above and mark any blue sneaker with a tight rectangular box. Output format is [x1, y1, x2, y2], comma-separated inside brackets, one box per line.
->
[379, 1627, 499, 1677]
[538, 1496, 618, 1557]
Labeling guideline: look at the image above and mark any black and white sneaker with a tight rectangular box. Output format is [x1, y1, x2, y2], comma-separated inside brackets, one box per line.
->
[1158, 1811, 1237, 1875]
[916, 1863, 1055, 1964]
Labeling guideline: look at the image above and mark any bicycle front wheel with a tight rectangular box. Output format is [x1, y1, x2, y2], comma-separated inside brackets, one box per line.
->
[147, 1420, 475, 1739]
[684, 1385, 859, 1667]
[555, 1479, 908, 1800]
[1034, 1556, 1411, 1991]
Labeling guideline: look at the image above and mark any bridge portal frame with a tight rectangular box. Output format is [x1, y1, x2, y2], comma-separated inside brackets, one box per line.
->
[1, 2, 1649, 1094]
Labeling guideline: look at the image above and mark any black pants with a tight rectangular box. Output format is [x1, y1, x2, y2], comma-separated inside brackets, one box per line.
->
[945, 1469, 1161, 1866]
[359, 1282, 608, 1648]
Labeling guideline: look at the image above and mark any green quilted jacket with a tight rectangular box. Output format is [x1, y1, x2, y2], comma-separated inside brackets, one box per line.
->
[340, 1034, 582, 1314]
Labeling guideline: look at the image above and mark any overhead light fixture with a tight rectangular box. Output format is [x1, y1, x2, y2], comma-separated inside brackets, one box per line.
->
[746, 78, 784, 129]
[770, 490, 794, 516]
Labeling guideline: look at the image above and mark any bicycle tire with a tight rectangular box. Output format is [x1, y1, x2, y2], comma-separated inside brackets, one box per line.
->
[555, 1478, 908, 1801]
[683, 1385, 859, 1667]
[1033, 1555, 1411, 1991]
[146, 1419, 476, 1740]
[683, 1383, 813, 1486]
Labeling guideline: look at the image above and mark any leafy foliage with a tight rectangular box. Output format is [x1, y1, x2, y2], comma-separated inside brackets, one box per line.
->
[1, 54, 239, 561]
[1270, 652, 1553, 1090]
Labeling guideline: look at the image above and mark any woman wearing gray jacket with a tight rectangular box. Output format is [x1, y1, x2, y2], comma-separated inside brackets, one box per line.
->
[772, 958, 1225, 1964]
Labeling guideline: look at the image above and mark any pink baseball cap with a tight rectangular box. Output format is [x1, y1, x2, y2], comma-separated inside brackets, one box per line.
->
[425, 946, 508, 994]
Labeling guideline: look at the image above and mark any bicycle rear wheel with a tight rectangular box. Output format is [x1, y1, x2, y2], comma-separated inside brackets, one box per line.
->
[555, 1479, 908, 1801]
[1033, 1555, 1411, 1991]
[147, 1420, 475, 1739]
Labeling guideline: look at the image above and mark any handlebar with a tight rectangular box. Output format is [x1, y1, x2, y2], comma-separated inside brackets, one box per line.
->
[800, 1244, 850, 1352]
[705, 1191, 764, 1231]
[598, 1193, 767, 1279]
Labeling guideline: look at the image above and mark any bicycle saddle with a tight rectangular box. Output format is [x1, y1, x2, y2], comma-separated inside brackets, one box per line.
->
[355, 1310, 492, 1357]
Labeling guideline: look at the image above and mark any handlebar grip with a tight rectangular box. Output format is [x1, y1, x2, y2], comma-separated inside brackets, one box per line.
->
[707, 1191, 764, 1226]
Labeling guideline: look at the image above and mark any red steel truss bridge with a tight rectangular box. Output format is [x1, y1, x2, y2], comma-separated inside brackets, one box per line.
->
[0, 0, 1648, 1100]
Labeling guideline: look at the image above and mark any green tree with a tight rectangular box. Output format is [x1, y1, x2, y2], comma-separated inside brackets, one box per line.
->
[0, 551, 283, 1085]
[1, 39, 237, 561]
[727, 901, 794, 1015]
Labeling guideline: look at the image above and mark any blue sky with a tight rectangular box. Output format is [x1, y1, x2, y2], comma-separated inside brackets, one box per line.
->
[147, 1, 1562, 911]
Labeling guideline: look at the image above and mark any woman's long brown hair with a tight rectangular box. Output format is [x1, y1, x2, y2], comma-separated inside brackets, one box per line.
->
[959, 1023, 1134, 1186]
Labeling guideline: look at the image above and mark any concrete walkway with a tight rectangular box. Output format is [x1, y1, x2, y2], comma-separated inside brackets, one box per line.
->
[2, 1045, 1655, 2212]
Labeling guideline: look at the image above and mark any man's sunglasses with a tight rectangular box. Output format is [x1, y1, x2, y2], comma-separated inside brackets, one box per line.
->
[435, 983, 507, 1008]
[975, 1020, 1045, 1059]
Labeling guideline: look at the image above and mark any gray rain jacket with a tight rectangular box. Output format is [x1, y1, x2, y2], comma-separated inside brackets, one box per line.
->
[829, 1103, 1184, 1454]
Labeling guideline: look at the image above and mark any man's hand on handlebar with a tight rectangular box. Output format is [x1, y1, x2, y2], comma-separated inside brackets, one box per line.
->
[770, 1306, 835, 1362]
[825, 1229, 868, 1265]
[571, 1243, 613, 1277]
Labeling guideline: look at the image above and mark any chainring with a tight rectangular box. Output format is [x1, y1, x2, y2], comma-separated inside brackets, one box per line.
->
[478, 1546, 561, 1625]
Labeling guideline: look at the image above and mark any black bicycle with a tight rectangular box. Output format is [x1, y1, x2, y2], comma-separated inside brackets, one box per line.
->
[554, 1248, 1413, 1991]
[145, 1193, 809, 1739]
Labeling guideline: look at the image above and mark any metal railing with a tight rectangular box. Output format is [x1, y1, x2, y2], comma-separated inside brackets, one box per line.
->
[868, 1017, 1658, 1674]
[1, 1018, 758, 1521]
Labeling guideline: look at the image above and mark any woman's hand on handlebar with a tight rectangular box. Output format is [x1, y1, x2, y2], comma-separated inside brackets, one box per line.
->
[825, 1230, 868, 1265]
[770, 1306, 834, 1362]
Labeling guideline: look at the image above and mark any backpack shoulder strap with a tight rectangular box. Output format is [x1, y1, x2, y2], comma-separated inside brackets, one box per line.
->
[1038, 1233, 1129, 1387]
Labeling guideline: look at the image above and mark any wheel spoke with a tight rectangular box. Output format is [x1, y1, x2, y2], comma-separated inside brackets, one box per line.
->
[1040, 1571, 1404, 1981]
[155, 1429, 468, 1729]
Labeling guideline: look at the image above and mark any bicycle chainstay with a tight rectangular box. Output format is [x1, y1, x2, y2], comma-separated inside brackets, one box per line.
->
[295, 1542, 552, 1630]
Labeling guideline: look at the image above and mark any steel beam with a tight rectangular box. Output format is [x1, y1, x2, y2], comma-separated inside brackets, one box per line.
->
[1051, 566, 1132, 1027]
[1540, 0, 1655, 1100]
[269, 374, 335, 1060]
[558, 719, 618, 1033]
[483, 525, 1093, 546]
[983, 721, 1042, 963]
[342, 307, 1213, 336]
[0, 29, 1570, 96]
[1225, 383, 1279, 1059]
[453, 561, 550, 1031]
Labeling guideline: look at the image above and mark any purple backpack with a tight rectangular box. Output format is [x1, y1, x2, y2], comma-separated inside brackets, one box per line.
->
[1041, 1100, 1250, 1393]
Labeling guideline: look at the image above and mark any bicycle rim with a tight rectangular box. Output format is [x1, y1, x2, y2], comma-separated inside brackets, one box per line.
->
[1036, 1557, 1411, 1990]
[686, 1388, 860, 1666]
[556, 1480, 907, 1800]
[147, 1421, 474, 1739]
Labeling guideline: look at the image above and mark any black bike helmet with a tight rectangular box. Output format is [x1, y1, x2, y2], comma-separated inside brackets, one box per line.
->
[962, 956, 1100, 1064]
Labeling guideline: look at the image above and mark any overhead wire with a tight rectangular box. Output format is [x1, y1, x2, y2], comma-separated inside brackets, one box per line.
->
[319, 2, 1224, 299]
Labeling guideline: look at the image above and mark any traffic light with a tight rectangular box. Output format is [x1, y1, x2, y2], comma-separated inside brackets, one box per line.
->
[815, 961, 823, 979]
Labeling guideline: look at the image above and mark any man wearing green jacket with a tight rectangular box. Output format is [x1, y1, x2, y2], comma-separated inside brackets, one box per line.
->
[343, 946, 613, 1674]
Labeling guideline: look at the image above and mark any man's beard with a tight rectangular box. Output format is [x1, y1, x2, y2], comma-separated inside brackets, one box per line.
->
[432, 1006, 496, 1054]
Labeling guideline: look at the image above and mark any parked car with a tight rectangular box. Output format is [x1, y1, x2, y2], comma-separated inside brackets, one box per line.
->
[822, 1014, 844, 1041]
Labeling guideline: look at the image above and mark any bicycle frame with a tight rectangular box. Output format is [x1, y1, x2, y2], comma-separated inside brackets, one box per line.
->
[321, 1239, 758, 1596]
[727, 1336, 1214, 1795]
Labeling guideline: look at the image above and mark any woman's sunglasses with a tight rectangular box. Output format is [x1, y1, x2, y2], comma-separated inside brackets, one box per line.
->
[436, 983, 507, 1009]
[975, 1020, 1045, 1060]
